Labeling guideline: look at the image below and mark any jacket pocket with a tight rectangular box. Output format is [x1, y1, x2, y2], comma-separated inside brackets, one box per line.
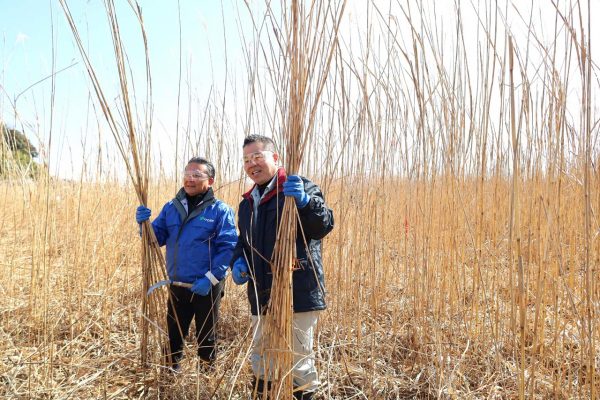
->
[166, 221, 181, 239]
[292, 258, 319, 292]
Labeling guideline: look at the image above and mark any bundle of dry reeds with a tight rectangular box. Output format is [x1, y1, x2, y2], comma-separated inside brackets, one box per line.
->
[58, 0, 170, 377]
[253, 1, 346, 398]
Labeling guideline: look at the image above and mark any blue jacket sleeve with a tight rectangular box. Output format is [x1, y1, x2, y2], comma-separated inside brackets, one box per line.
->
[210, 204, 238, 280]
[151, 205, 169, 246]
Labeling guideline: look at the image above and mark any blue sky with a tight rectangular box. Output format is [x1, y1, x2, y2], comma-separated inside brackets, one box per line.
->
[2, 0, 239, 105]
[1, 1, 598, 180]
[1, 0, 251, 178]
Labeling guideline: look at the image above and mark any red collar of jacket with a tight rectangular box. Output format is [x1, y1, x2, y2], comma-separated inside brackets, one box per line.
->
[242, 167, 287, 206]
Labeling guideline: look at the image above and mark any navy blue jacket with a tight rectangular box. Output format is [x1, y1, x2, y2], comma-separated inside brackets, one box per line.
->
[152, 187, 237, 284]
[232, 169, 334, 315]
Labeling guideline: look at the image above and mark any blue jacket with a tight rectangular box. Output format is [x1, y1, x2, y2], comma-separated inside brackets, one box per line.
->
[232, 169, 334, 315]
[152, 187, 237, 284]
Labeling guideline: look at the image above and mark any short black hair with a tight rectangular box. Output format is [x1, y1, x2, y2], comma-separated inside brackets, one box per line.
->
[243, 135, 277, 152]
[187, 157, 215, 178]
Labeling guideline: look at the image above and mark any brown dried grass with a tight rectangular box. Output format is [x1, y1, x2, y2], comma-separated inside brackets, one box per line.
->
[2, 1, 599, 399]
[0, 171, 597, 399]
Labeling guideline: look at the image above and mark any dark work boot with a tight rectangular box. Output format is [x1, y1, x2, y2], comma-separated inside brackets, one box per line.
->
[251, 377, 271, 399]
[163, 352, 182, 374]
[293, 390, 315, 400]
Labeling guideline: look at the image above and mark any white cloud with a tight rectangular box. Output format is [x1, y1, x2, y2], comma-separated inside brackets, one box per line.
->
[16, 32, 29, 44]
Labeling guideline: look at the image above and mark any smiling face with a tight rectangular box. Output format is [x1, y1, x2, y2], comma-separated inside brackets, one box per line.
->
[242, 141, 279, 185]
[183, 162, 214, 196]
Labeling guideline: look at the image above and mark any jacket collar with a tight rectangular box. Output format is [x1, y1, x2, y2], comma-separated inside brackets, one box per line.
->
[176, 186, 215, 204]
[174, 187, 216, 220]
[242, 167, 287, 206]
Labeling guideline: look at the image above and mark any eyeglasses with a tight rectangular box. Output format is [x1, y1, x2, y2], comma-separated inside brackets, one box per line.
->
[243, 150, 273, 164]
[183, 170, 210, 181]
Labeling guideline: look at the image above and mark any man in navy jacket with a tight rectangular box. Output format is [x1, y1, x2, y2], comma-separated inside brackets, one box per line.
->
[136, 157, 237, 369]
[230, 135, 334, 399]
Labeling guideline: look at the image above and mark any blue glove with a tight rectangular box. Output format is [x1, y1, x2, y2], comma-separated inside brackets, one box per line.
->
[283, 175, 309, 208]
[136, 206, 151, 224]
[191, 277, 212, 296]
[232, 258, 250, 285]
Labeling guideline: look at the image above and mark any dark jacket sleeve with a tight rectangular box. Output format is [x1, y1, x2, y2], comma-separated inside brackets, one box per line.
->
[297, 178, 334, 240]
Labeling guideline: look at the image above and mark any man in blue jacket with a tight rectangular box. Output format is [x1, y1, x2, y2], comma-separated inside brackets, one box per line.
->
[230, 135, 334, 400]
[136, 157, 237, 370]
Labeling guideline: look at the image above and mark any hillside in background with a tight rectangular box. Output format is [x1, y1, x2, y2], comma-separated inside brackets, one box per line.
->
[0, 123, 40, 178]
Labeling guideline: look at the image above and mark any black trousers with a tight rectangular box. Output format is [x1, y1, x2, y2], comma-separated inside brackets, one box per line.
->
[166, 281, 224, 364]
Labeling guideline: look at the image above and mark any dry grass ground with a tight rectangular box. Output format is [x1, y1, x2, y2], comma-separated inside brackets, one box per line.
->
[0, 170, 597, 399]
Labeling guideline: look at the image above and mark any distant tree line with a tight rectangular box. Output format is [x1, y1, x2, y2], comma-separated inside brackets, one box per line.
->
[0, 122, 40, 178]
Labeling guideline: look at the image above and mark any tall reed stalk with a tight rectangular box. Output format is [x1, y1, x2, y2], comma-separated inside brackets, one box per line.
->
[58, 0, 169, 376]
[507, 35, 526, 400]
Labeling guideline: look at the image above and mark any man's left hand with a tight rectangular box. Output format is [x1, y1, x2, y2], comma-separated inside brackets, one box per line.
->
[191, 277, 212, 296]
[283, 175, 309, 208]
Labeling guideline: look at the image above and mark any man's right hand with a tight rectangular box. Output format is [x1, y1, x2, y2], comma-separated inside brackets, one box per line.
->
[232, 258, 250, 285]
[136, 206, 151, 224]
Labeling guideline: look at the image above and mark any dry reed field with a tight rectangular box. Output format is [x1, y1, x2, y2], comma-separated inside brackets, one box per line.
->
[1, 0, 599, 399]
